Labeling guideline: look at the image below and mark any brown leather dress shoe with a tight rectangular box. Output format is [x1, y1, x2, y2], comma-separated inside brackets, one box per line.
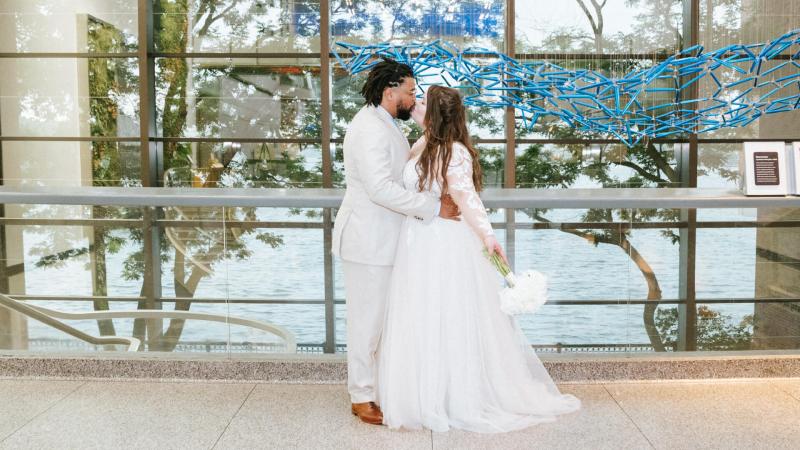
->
[351, 401, 384, 425]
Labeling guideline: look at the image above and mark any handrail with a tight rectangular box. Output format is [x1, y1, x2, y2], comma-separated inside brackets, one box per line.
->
[0, 296, 296, 353]
[0, 186, 799, 209]
[0, 293, 140, 351]
[25, 304, 297, 353]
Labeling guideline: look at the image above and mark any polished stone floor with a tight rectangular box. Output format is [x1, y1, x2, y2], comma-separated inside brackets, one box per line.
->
[1, 378, 799, 449]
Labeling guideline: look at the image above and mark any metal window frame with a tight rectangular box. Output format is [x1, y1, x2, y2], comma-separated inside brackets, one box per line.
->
[4, 0, 794, 353]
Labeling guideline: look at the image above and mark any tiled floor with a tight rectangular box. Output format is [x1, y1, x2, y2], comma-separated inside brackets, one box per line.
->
[1, 378, 799, 449]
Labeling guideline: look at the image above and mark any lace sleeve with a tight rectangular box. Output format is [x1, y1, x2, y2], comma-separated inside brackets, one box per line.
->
[446, 144, 494, 240]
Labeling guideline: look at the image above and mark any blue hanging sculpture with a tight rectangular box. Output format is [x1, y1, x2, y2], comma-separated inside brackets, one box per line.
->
[334, 30, 800, 147]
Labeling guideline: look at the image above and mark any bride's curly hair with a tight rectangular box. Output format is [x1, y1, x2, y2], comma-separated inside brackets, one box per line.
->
[416, 85, 482, 195]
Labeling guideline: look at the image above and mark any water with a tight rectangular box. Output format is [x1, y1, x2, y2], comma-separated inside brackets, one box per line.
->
[19, 176, 761, 351]
[20, 210, 758, 350]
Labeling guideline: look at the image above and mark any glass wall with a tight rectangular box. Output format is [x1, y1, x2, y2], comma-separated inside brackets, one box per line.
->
[1, 0, 799, 355]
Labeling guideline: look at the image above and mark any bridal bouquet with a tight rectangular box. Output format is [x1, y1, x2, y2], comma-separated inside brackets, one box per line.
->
[484, 250, 548, 315]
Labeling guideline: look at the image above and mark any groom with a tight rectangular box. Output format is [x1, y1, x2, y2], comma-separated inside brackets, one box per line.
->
[332, 58, 459, 425]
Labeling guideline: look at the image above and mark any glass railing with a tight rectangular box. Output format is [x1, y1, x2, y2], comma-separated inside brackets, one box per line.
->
[0, 186, 798, 356]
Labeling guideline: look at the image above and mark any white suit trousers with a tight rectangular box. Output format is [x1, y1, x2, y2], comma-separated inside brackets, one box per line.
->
[341, 260, 393, 404]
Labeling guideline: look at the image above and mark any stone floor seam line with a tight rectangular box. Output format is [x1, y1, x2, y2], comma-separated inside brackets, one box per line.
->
[209, 383, 258, 450]
[601, 384, 657, 450]
[770, 381, 800, 404]
[0, 380, 88, 444]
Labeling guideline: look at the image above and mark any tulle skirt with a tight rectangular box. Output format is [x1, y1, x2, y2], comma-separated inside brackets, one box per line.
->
[377, 216, 581, 433]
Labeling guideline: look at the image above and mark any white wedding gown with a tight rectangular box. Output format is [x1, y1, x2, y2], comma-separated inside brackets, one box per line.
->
[377, 139, 581, 433]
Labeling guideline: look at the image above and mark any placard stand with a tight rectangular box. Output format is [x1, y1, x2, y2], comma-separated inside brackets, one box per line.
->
[739, 141, 788, 196]
[790, 142, 800, 196]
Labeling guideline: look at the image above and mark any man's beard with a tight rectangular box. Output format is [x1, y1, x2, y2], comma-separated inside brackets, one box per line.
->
[396, 104, 413, 121]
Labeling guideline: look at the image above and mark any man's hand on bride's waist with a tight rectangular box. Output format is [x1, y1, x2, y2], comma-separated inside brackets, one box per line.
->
[438, 194, 461, 221]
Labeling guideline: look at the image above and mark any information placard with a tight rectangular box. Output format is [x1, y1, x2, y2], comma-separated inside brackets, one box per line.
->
[739, 142, 788, 196]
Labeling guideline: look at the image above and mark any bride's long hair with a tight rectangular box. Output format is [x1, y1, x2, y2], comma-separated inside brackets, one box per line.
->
[416, 85, 483, 194]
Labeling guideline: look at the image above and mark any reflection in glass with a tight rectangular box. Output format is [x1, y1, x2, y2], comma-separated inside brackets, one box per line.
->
[693, 206, 800, 351]
[698, 143, 740, 189]
[0, 141, 140, 187]
[154, 0, 320, 53]
[155, 59, 320, 140]
[223, 225, 325, 349]
[514, 143, 681, 189]
[512, 58, 669, 140]
[0, 58, 139, 137]
[699, 0, 800, 53]
[752, 303, 800, 350]
[330, 67, 364, 140]
[2, 217, 144, 350]
[516, 0, 682, 54]
[331, 0, 504, 50]
[477, 144, 505, 188]
[332, 66, 505, 140]
[698, 58, 800, 140]
[0, 0, 138, 53]
[697, 2, 800, 140]
[162, 142, 324, 189]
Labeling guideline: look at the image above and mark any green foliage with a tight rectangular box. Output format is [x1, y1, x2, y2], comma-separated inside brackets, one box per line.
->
[155, 0, 191, 170]
[87, 17, 137, 187]
[656, 306, 754, 350]
[515, 144, 581, 189]
[40, 0, 750, 350]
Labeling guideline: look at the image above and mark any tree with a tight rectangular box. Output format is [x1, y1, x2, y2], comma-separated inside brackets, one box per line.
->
[656, 306, 753, 350]
[575, 0, 607, 53]
[88, 17, 138, 338]
[35, 0, 328, 351]
[512, 133, 681, 351]
[137, 0, 326, 350]
[511, 0, 742, 351]
[623, 0, 684, 53]
[32, 0, 753, 353]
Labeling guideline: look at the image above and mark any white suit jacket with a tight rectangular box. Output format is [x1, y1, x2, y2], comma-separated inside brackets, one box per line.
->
[332, 105, 439, 266]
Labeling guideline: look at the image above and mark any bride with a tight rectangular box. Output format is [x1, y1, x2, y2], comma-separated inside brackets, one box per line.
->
[377, 85, 581, 433]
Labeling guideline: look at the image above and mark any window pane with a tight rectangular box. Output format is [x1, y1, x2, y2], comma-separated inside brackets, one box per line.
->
[155, 58, 320, 140]
[510, 58, 676, 141]
[0, 0, 138, 53]
[154, 0, 320, 53]
[332, 65, 505, 140]
[516, 0, 682, 54]
[331, 0, 505, 51]
[699, 0, 800, 51]
[697, 143, 739, 188]
[514, 143, 681, 189]
[0, 58, 140, 138]
[161, 141, 323, 189]
[697, 59, 800, 141]
[697, 1, 800, 140]
[1, 219, 145, 352]
[333, 142, 504, 189]
[0, 141, 140, 187]
[224, 225, 326, 349]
